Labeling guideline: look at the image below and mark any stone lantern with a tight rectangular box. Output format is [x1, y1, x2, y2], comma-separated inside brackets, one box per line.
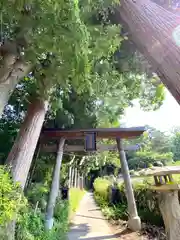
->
[142, 166, 180, 240]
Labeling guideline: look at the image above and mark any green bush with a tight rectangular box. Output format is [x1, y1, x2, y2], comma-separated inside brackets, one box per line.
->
[93, 177, 163, 226]
[128, 151, 173, 170]
[0, 166, 26, 226]
[16, 199, 69, 240]
[69, 188, 85, 217]
[26, 183, 49, 210]
[16, 207, 44, 240]
[93, 177, 111, 201]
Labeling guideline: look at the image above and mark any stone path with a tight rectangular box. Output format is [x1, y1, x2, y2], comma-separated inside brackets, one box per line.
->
[68, 192, 121, 240]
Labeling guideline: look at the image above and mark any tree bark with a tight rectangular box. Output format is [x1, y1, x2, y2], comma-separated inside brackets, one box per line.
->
[116, 0, 180, 104]
[69, 166, 72, 188]
[45, 138, 65, 230]
[158, 191, 180, 240]
[6, 97, 48, 189]
[74, 168, 78, 188]
[0, 56, 31, 116]
[116, 138, 141, 231]
[71, 168, 75, 188]
[80, 175, 84, 190]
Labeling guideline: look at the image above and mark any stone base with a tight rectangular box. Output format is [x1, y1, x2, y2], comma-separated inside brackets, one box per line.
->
[45, 218, 54, 230]
[128, 216, 141, 231]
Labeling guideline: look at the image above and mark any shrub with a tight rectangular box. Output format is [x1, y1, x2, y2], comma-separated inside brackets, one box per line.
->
[16, 207, 44, 240]
[0, 166, 26, 226]
[93, 177, 163, 226]
[26, 183, 49, 210]
[93, 177, 111, 201]
[16, 199, 69, 240]
[69, 188, 85, 217]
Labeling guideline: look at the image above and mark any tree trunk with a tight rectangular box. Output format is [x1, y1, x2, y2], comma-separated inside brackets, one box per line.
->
[74, 168, 78, 188]
[80, 175, 84, 190]
[71, 168, 75, 188]
[158, 191, 180, 240]
[0, 56, 31, 116]
[45, 138, 65, 230]
[6, 97, 48, 189]
[116, 0, 180, 104]
[25, 143, 41, 190]
[116, 138, 141, 231]
[69, 166, 72, 188]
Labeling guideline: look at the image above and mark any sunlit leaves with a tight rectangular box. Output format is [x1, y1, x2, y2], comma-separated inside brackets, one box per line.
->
[0, 166, 26, 226]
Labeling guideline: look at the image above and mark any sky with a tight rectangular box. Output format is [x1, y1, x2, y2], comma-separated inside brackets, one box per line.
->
[121, 90, 180, 132]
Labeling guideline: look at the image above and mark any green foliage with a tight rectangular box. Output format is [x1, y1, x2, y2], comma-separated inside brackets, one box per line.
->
[168, 160, 180, 166]
[94, 193, 128, 220]
[1, 0, 123, 99]
[128, 151, 173, 169]
[16, 200, 69, 240]
[171, 131, 180, 161]
[30, 156, 54, 184]
[26, 183, 49, 210]
[1, 0, 165, 115]
[69, 188, 85, 215]
[93, 177, 163, 226]
[16, 153, 70, 240]
[93, 177, 111, 200]
[0, 166, 26, 226]
[17, 186, 84, 240]
[126, 127, 173, 170]
[16, 207, 44, 240]
[148, 127, 172, 153]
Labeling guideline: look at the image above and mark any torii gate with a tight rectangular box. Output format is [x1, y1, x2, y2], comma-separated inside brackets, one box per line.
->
[40, 127, 145, 231]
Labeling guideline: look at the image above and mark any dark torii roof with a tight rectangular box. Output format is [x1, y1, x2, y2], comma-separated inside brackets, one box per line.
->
[41, 127, 146, 140]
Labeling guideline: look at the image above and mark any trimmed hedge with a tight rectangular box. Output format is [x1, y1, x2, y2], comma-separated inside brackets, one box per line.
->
[93, 177, 163, 226]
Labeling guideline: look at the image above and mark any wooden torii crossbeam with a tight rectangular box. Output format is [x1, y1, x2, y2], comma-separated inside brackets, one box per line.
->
[41, 143, 141, 153]
[43, 126, 146, 232]
[41, 127, 145, 139]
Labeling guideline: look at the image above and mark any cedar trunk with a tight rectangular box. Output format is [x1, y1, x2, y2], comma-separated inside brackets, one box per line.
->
[0, 55, 31, 116]
[6, 97, 48, 189]
[117, 0, 180, 104]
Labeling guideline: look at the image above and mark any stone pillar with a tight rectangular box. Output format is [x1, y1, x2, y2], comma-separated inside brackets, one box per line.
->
[45, 138, 65, 230]
[116, 138, 141, 231]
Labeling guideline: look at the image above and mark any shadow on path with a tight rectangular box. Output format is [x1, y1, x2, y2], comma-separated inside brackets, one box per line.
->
[68, 193, 133, 240]
[88, 208, 101, 212]
[76, 214, 106, 220]
[68, 223, 132, 240]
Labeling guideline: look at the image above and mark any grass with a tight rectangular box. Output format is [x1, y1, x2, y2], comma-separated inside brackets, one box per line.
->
[69, 188, 85, 217]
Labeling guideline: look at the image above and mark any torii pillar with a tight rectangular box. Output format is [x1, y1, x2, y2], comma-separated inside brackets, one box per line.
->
[116, 138, 141, 231]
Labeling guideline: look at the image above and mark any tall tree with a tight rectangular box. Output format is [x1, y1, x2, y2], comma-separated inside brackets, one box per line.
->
[4, 0, 122, 188]
[116, 0, 180, 104]
[3, 0, 168, 190]
[0, 0, 90, 116]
